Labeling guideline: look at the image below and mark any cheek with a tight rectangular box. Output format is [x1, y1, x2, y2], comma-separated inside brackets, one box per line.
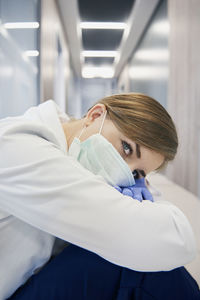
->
[140, 152, 164, 174]
[124, 159, 138, 172]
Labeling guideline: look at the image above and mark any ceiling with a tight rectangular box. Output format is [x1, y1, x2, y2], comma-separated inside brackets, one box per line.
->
[57, 0, 160, 78]
[78, 0, 134, 22]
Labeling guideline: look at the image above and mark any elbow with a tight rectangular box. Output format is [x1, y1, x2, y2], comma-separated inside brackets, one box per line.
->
[167, 208, 198, 270]
[181, 229, 197, 265]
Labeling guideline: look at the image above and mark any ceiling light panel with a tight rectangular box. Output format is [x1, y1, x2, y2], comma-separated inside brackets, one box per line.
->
[84, 57, 114, 65]
[129, 66, 168, 80]
[134, 49, 169, 61]
[82, 29, 123, 50]
[82, 50, 117, 57]
[80, 22, 127, 30]
[24, 50, 39, 57]
[78, 0, 135, 22]
[151, 20, 170, 35]
[3, 22, 39, 29]
[82, 66, 114, 78]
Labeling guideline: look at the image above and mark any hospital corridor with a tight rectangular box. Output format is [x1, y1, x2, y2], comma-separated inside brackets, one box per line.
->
[0, 0, 200, 299]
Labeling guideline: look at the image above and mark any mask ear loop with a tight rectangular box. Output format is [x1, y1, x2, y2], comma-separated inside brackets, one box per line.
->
[99, 110, 107, 134]
[78, 110, 107, 139]
[78, 126, 86, 139]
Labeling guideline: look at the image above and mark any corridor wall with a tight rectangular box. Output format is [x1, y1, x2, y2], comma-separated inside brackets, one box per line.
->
[117, 0, 169, 109]
[167, 0, 200, 197]
[0, 0, 40, 118]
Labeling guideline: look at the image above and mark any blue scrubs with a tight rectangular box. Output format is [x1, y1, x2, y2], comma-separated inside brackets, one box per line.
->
[9, 244, 200, 300]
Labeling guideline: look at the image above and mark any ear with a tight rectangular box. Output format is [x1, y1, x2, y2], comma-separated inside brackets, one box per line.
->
[85, 104, 106, 126]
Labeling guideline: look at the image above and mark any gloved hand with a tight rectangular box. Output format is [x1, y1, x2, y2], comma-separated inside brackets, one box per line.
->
[114, 178, 154, 202]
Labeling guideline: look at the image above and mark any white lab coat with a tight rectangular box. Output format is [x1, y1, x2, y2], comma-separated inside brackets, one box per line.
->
[0, 100, 197, 299]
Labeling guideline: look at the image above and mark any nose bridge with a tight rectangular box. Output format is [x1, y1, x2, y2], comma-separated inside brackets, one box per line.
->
[127, 160, 137, 173]
[127, 160, 146, 177]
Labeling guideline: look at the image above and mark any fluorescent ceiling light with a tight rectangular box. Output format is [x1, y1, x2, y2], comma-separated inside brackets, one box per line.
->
[134, 49, 169, 61]
[82, 51, 118, 57]
[24, 50, 39, 57]
[82, 66, 114, 78]
[3, 22, 39, 29]
[152, 21, 170, 35]
[129, 66, 168, 80]
[80, 22, 126, 30]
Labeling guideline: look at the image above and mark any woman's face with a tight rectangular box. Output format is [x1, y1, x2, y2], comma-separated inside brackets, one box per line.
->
[101, 119, 164, 177]
[81, 106, 165, 177]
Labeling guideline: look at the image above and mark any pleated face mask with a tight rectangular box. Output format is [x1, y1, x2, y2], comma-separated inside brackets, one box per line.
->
[68, 111, 135, 187]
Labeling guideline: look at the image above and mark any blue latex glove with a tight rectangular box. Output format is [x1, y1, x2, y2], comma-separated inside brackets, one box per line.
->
[114, 178, 154, 202]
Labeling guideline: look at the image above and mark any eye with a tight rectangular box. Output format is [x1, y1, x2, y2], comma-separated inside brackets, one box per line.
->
[121, 140, 133, 156]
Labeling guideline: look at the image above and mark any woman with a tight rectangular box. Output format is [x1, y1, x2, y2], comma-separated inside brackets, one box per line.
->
[0, 93, 197, 299]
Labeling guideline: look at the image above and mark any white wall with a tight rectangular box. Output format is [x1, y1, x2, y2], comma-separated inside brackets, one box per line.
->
[0, 0, 40, 118]
[67, 76, 117, 118]
[117, 0, 169, 109]
[80, 78, 117, 117]
[67, 67, 82, 119]
[40, 0, 70, 112]
[167, 0, 200, 197]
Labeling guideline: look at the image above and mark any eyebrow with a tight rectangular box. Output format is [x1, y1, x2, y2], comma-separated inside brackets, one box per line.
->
[135, 143, 146, 177]
[136, 143, 141, 158]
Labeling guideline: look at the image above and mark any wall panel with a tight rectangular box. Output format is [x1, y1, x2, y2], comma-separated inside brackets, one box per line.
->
[40, 0, 70, 112]
[167, 0, 200, 196]
[119, 0, 169, 109]
[0, 0, 40, 118]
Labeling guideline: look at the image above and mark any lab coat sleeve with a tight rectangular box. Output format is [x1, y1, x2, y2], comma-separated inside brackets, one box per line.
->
[0, 131, 197, 272]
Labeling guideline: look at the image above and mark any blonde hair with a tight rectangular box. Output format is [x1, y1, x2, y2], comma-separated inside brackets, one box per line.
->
[96, 93, 178, 168]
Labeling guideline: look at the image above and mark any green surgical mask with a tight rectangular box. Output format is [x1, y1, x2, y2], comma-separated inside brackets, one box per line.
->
[68, 111, 135, 187]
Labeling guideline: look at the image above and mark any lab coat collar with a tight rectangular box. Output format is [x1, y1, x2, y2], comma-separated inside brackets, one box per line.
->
[37, 100, 69, 154]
